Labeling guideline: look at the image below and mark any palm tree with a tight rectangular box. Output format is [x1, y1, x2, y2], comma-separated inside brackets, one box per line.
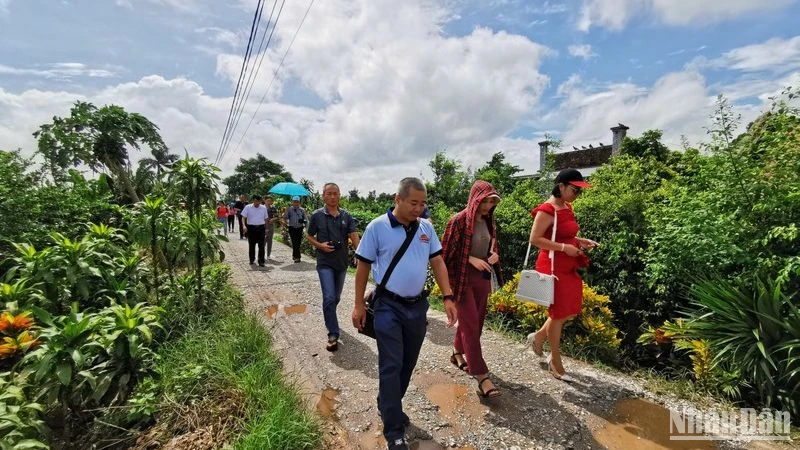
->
[34, 101, 167, 203]
[168, 155, 222, 309]
[141, 147, 179, 178]
[168, 155, 220, 219]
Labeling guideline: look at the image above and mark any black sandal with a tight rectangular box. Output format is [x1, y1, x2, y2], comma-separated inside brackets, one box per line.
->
[326, 337, 339, 352]
[476, 376, 501, 398]
[450, 350, 468, 372]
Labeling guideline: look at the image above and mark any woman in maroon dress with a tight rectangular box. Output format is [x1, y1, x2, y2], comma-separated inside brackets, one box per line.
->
[526, 169, 598, 381]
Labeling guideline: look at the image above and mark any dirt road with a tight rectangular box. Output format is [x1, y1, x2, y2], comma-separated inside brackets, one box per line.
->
[222, 237, 787, 450]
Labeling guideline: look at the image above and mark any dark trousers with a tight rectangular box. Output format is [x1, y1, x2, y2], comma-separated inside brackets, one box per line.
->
[374, 295, 429, 442]
[265, 224, 275, 257]
[453, 266, 492, 375]
[238, 215, 245, 239]
[227, 215, 235, 231]
[288, 226, 304, 261]
[247, 224, 266, 264]
[317, 266, 346, 338]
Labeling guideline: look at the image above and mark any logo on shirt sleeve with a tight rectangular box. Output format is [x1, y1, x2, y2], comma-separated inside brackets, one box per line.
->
[419, 233, 430, 243]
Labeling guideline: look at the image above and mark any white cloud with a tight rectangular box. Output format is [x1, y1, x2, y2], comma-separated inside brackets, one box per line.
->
[0, 63, 119, 79]
[567, 44, 596, 60]
[709, 35, 800, 73]
[578, 0, 794, 31]
[547, 71, 726, 150]
[214, 0, 553, 185]
[1, 0, 555, 194]
[195, 27, 240, 48]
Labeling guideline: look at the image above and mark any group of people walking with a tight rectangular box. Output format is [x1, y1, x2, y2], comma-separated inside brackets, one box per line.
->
[218, 193, 312, 266]
[232, 169, 595, 450]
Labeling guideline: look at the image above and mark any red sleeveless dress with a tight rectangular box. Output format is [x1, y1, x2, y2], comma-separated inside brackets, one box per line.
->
[531, 202, 587, 319]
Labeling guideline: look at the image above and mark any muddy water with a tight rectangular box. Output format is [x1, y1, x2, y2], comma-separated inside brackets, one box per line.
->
[592, 398, 718, 450]
[316, 387, 339, 418]
[265, 304, 309, 318]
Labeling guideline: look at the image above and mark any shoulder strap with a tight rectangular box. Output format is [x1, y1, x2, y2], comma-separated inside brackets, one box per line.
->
[523, 205, 558, 269]
[378, 220, 419, 289]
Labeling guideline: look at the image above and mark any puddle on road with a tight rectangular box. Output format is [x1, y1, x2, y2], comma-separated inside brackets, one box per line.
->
[424, 382, 488, 425]
[592, 398, 717, 450]
[265, 304, 308, 318]
[316, 387, 339, 418]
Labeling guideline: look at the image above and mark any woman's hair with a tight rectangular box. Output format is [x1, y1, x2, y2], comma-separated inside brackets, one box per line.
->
[551, 183, 563, 198]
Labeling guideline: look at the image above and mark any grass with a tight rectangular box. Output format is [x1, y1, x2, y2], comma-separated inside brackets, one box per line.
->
[157, 307, 322, 449]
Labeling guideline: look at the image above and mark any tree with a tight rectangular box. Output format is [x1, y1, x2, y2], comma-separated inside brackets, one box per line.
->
[348, 188, 360, 202]
[473, 152, 522, 195]
[222, 153, 292, 197]
[426, 151, 471, 208]
[620, 129, 671, 162]
[140, 147, 179, 178]
[34, 101, 167, 203]
[168, 155, 222, 309]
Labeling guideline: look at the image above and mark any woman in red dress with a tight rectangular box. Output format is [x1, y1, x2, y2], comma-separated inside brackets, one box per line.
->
[526, 169, 598, 381]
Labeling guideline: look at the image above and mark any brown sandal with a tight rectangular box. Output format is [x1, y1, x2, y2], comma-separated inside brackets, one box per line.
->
[450, 350, 468, 372]
[476, 376, 501, 398]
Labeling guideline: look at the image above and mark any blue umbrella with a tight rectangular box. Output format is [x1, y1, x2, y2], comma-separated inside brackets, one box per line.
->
[268, 182, 311, 197]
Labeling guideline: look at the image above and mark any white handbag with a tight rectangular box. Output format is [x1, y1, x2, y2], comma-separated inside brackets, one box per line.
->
[516, 207, 558, 307]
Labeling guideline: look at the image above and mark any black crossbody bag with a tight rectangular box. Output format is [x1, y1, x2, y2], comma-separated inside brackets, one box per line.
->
[359, 220, 419, 339]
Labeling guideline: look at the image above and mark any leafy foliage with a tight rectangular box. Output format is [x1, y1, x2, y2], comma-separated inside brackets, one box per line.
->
[33, 101, 167, 202]
[222, 153, 293, 198]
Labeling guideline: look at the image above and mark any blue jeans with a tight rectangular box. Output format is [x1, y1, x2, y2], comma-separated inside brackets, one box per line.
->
[374, 295, 429, 443]
[317, 266, 346, 339]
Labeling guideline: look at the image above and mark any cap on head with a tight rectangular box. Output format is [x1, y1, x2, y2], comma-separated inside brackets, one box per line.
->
[292, 195, 301, 201]
[555, 168, 591, 188]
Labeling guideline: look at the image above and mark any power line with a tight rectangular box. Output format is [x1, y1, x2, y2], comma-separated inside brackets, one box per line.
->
[227, 0, 316, 159]
[218, 0, 286, 163]
[216, 0, 265, 164]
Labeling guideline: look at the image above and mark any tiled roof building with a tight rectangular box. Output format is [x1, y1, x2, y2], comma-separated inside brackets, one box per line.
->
[539, 124, 629, 173]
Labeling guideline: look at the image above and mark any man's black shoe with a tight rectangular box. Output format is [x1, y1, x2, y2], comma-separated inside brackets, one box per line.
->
[249, 261, 255, 265]
[258, 263, 265, 267]
[387, 438, 408, 450]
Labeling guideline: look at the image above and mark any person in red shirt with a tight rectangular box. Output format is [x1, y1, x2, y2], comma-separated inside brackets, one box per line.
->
[527, 169, 598, 382]
[216, 201, 229, 236]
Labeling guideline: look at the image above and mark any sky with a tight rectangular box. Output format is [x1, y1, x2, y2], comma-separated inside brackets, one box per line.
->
[1, 0, 799, 194]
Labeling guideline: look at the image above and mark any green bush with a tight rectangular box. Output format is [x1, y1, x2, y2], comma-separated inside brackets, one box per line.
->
[478, 273, 621, 363]
[0, 371, 48, 450]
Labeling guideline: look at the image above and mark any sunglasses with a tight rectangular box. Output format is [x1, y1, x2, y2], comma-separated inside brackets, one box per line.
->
[567, 185, 582, 195]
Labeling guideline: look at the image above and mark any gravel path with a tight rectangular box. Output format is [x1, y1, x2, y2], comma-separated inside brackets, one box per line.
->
[222, 237, 787, 450]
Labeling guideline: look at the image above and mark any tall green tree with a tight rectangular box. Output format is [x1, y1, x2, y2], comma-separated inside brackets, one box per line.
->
[33, 101, 167, 203]
[168, 155, 223, 309]
[222, 153, 292, 197]
[425, 151, 471, 208]
[473, 152, 522, 195]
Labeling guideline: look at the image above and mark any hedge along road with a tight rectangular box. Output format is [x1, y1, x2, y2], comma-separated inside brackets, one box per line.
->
[221, 236, 785, 450]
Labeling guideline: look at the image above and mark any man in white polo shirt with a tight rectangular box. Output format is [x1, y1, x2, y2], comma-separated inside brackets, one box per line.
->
[240, 194, 269, 266]
[352, 177, 457, 450]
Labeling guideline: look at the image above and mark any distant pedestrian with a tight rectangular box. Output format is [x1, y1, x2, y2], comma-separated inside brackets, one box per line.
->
[227, 201, 237, 232]
[216, 201, 229, 236]
[241, 195, 269, 266]
[306, 183, 360, 352]
[234, 194, 247, 240]
[282, 196, 308, 263]
[352, 177, 457, 450]
[264, 195, 278, 260]
[442, 180, 503, 398]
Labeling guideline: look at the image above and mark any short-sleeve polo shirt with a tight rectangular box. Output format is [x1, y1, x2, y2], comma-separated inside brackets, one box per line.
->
[355, 210, 442, 297]
[307, 207, 357, 271]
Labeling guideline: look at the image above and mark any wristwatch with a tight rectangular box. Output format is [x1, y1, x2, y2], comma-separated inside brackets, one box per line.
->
[442, 294, 454, 301]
